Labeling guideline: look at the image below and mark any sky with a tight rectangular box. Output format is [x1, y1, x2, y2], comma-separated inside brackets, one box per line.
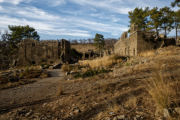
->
[0, 0, 176, 40]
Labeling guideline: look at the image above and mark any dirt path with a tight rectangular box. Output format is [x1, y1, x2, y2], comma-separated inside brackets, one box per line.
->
[0, 69, 64, 113]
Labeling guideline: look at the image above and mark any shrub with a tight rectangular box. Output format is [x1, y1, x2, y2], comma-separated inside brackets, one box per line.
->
[18, 66, 44, 79]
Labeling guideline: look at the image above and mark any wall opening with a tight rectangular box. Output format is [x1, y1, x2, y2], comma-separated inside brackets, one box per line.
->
[133, 48, 135, 56]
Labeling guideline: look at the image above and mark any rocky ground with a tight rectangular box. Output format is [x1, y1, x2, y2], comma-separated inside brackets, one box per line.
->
[0, 46, 180, 120]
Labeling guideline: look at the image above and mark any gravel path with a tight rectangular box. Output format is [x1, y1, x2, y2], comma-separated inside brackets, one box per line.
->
[0, 69, 64, 113]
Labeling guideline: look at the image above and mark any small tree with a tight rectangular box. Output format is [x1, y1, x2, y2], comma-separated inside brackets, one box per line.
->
[8, 25, 40, 44]
[1, 25, 40, 57]
[94, 33, 105, 55]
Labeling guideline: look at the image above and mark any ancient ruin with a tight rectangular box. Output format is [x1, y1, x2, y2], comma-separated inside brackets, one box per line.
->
[114, 24, 176, 56]
[17, 39, 71, 66]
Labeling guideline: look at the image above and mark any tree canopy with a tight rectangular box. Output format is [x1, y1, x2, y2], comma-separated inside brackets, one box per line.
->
[8, 25, 40, 43]
[128, 7, 149, 31]
[171, 0, 180, 7]
[148, 7, 162, 36]
[128, 6, 179, 39]
[1, 25, 40, 55]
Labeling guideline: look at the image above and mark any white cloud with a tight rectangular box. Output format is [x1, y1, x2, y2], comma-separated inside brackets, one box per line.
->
[0, 5, 2, 10]
[1, 0, 172, 39]
[70, 18, 128, 33]
[0, 15, 92, 37]
[0, 2, 128, 38]
[70, 0, 172, 14]
[0, 5, 62, 21]
[49, 0, 66, 7]
[0, 0, 24, 5]
[70, 0, 132, 14]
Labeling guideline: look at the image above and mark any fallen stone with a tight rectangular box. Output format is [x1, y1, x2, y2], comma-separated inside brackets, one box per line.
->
[25, 110, 33, 117]
[73, 107, 81, 114]
[175, 107, 180, 115]
[117, 115, 125, 120]
[163, 108, 170, 118]
[109, 112, 115, 115]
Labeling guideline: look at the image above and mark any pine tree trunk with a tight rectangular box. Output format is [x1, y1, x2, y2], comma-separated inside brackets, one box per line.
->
[176, 26, 178, 41]
[165, 28, 167, 38]
[156, 27, 159, 37]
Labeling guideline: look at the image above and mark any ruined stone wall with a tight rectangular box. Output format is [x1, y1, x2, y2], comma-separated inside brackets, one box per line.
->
[114, 25, 158, 56]
[60, 39, 71, 63]
[17, 39, 71, 66]
[128, 32, 138, 56]
[114, 31, 137, 56]
[137, 31, 155, 53]
[114, 24, 156, 56]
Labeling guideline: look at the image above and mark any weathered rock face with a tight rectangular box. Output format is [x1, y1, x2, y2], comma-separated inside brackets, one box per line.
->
[17, 39, 71, 66]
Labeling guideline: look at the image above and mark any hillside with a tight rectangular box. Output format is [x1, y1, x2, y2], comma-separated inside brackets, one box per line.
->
[0, 46, 180, 120]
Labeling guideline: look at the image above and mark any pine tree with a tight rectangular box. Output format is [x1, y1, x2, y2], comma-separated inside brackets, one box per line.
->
[94, 33, 105, 55]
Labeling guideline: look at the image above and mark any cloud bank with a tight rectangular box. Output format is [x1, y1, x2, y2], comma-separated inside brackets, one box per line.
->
[0, 0, 174, 39]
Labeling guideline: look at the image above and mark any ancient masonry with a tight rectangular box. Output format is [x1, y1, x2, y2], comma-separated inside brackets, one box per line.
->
[17, 39, 71, 66]
[114, 24, 158, 56]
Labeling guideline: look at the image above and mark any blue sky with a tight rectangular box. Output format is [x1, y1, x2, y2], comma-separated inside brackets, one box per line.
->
[0, 0, 176, 40]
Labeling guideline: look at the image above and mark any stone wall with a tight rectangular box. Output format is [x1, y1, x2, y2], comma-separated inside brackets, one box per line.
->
[17, 39, 71, 66]
[114, 24, 156, 56]
[136, 31, 155, 53]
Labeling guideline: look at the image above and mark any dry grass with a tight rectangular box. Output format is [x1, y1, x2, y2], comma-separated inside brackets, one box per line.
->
[19, 66, 46, 79]
[61, 64, 73, 72]
[57, 84, 64, 96]
[124, 96, 137, 109]
[147, 72, 173, 109]
[79, 55, 123, 69]
[147, 70, 180, 118]
[139, 50, 156, 57]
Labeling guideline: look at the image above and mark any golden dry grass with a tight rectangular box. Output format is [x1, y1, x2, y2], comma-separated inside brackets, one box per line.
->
[79, 55, 123, 69]
[147, 70, 180, 119]
[139, 50, 156, 57]
[147, 72, 173, 109]
[19, 66, 45, 79]
[61, 64, 73, 72]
